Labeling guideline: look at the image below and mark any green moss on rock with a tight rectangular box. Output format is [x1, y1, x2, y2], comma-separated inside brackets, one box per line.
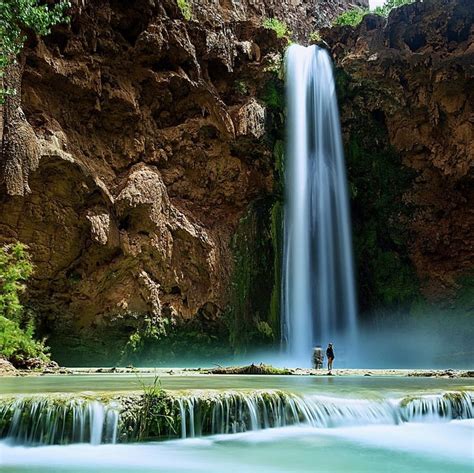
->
[336, 68, 420, 315]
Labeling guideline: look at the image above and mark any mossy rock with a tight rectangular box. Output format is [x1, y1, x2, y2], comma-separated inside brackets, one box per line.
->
[208, 363, 292, 375]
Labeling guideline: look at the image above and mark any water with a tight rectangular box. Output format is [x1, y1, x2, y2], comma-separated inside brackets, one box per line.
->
[283, 45, 357, 365]
[1, 388, 472, 445]
[1, 422, 473, 473]
[2, 373, 474, 396]
[1, 375, 472, 471]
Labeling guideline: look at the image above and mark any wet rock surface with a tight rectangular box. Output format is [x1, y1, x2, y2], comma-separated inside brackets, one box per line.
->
[322, 0, 474, 301]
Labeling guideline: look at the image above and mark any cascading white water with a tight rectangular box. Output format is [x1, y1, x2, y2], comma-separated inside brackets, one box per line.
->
[1, 391, 472, 445]
[283, 45, 357, 364]
[1, 397, 120, 445]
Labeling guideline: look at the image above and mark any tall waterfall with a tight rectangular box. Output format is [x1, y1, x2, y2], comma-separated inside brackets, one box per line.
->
[282, 45, 357, 364]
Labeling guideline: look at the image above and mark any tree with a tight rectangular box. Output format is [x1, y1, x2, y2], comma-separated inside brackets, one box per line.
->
[0, 0, 71, 103]
[0, 242, 33, 322]
[0, 242, 49, 366]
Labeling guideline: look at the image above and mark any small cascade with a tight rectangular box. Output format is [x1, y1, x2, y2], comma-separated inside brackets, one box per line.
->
[0, 397, 119, 445]
[399, 392, 474, 421]
[1, 391, 472, 446]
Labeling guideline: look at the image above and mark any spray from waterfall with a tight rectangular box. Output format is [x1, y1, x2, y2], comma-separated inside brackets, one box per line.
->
[282, 45, 358, 365]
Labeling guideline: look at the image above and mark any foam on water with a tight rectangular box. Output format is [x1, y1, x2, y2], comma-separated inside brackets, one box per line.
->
[1, 420, 472, 472]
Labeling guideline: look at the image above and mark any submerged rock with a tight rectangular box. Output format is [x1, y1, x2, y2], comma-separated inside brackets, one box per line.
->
[208, 363, 293, 375]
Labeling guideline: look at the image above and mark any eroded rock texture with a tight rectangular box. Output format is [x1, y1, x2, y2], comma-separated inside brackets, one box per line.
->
[323, 0, 473, 306]
[0, 0, 361, 361]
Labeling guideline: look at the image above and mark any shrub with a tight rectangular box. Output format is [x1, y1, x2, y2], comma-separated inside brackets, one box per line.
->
[177, 0, 192, 21]
[375, 0, 416, 16]
[0, 316, 49, 366]
[0, 242, 33, 323]
[263, 18, 291, 41]
[333, 8, 367, 27]
[309, 31, 322, 43]
[0, 242, 49, 366]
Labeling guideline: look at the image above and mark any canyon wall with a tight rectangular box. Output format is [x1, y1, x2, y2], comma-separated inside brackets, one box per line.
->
[322, 0, 473, 315]
[0, 0, 364, 363]
[1, 0, 471, 364]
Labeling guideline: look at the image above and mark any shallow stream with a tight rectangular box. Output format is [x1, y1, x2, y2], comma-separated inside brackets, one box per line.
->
[1, 375, 473, 472]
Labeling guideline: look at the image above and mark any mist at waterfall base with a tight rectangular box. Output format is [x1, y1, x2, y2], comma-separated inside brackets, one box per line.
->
[241, 309, 473, 369]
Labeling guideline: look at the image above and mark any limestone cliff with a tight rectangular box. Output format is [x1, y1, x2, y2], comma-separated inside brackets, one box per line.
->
[0, 0, 363, 363]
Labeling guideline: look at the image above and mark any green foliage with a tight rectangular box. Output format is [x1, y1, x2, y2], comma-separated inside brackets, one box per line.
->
[309, 31, 322, 43]
[263, 18, 291, 41]
[263, 79, 285, 111]
[333, 0, 415, 27]
[375, 0, 416, 16]
[235, 80, 248, 95]
[335, 70, 420, 314]
[136, 375, 177, 439]
[121, 315, 165, 360]
[0, 0, 71, 103]
[121, 314, 230, 366]
[176, 0, 192, 21]
[0, 243, 49, 366]
[333, 8, 367, 27]
[0, 243, 33, 323]
[0, 315, 49, 366]
[228, 199, 279, 352]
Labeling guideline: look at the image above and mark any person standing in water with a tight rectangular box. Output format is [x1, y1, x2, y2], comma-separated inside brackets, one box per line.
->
[326, 343, 335, 373]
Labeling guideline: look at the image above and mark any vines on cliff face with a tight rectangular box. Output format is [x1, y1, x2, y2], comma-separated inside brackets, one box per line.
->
[227, 199, 278, 352]
[226, 71, 286, 354]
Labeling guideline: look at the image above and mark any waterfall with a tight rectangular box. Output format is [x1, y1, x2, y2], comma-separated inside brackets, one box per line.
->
[0, 396, 120, 445]
[283, 44, 357, 364]
[1, 391, 472, 446]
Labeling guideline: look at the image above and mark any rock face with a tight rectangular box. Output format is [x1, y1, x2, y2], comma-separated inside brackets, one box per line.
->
[0, 0, 362, 362]
[322, 0, 473, 307]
